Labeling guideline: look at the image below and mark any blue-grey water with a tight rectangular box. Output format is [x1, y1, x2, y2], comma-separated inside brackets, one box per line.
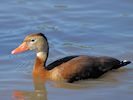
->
[0, 0, 133, 100]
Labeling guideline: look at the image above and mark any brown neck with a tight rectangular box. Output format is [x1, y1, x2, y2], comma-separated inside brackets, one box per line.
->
[32, 37, 49, 76]
[33, 51, 49, 75]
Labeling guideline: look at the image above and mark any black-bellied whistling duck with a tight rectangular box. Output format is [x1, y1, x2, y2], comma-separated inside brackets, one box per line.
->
[11, 33, 131, 83]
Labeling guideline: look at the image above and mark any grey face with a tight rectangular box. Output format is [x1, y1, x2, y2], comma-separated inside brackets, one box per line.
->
[25, 36, 47, 52]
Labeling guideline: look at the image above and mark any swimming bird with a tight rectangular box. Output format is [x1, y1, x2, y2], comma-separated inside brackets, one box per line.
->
[11, 33, 131, 83]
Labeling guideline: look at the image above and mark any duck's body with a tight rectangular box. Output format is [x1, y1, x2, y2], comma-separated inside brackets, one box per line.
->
[39, 55, 130, 83]
[11, 33, 131, 83]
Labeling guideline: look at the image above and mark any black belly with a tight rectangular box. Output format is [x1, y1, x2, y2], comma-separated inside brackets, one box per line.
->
[66, 56, 121, 83]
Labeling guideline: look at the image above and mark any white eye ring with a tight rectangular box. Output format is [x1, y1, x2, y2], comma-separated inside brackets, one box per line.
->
[31, 39, 36, 43]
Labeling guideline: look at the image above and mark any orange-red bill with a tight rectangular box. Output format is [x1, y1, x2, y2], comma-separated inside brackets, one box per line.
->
[11, 42, 29, 54]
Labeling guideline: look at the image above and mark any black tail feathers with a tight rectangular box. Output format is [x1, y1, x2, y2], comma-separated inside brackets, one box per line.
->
[120, 60, 131, 67]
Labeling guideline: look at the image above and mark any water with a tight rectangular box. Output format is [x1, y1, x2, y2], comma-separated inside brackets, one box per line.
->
[0, 0, 133, 100]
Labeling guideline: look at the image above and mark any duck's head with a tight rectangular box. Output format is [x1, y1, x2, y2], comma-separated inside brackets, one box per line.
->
[11, 33, 48, 54]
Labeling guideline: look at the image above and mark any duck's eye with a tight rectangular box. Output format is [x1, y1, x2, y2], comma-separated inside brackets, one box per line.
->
[31, 39, 35, 42]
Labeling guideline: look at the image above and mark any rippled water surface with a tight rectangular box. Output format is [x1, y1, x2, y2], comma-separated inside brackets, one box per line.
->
[0, 0, 133, 100]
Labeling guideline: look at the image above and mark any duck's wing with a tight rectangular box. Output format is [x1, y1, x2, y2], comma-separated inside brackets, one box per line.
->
[46, 55, 78, 70]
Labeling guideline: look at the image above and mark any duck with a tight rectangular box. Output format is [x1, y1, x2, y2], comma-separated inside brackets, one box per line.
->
[11, 33, 131, 83]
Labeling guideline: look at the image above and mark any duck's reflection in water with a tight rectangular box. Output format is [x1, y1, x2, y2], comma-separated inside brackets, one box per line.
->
[12, 76, 48, 100]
